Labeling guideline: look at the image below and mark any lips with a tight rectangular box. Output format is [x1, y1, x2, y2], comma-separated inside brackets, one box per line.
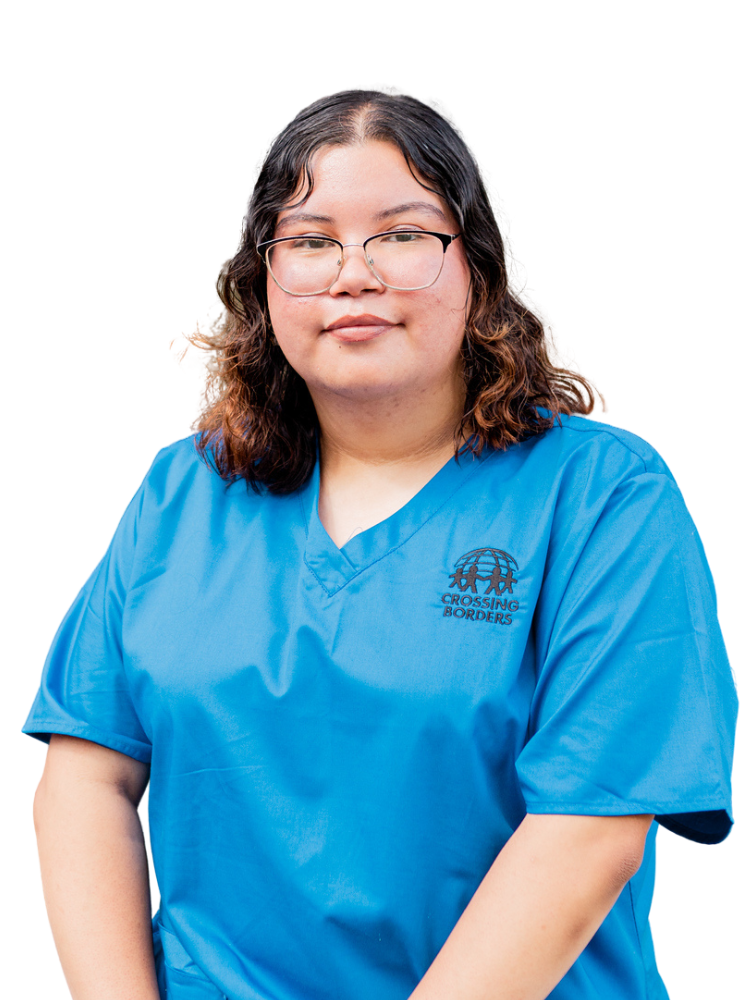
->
[323, 314, 397, 343]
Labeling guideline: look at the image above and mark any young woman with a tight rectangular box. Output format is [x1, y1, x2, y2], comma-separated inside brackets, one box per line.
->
[24, 90, 738, 1000]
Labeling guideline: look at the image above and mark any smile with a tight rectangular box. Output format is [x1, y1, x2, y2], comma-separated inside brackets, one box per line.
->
[326, 325, 394, 343]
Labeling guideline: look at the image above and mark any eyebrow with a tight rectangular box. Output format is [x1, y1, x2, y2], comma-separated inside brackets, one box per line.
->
[274, 200, 449, 233]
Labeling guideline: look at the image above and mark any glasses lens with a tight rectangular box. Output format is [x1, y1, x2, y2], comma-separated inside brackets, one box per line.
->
[265, 233, 447, 294]
[267, 238, 340, 295]
[366, 232, 445, 290]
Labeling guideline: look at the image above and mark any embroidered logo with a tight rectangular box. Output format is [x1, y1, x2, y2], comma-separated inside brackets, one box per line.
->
[440, 547, 520, 624]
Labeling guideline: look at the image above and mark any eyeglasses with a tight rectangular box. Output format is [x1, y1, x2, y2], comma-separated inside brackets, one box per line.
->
[257, 230, 461, 296]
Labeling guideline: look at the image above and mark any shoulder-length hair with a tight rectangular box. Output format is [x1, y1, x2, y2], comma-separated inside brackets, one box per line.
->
[192, 89, 596, 493]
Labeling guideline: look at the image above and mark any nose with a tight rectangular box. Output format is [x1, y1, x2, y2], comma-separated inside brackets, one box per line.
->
[328, 243, 385, 296]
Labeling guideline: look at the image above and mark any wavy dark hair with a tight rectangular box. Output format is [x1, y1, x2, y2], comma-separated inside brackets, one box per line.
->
[192, 89, 596, 493]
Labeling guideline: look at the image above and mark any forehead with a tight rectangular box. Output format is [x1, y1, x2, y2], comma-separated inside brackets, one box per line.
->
[275, 140, 454, 232]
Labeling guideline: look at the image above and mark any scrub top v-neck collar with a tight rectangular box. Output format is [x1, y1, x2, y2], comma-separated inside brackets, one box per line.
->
[300, 443, 493, 596]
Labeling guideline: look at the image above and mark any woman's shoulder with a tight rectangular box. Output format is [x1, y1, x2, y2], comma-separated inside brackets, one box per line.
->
[131, 434, 206, 503]
[512, 412, 676, 483]
[132, 433, 272, 523]
[142, 433, 249, 497]
[148, 432, 205, 474]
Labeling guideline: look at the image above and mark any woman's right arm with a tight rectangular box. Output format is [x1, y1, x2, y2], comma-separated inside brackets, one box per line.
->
[33, 734, 160, 1000]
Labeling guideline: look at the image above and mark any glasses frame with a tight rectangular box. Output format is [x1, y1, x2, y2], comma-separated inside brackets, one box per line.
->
[257, 230, 461, 296]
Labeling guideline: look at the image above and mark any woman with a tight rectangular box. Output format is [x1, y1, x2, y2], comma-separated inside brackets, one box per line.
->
[24, 90, 738, 1000]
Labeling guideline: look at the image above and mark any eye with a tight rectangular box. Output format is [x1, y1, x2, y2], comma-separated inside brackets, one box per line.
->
[383, 230, 430, 243]
[288, 238, 335, 251]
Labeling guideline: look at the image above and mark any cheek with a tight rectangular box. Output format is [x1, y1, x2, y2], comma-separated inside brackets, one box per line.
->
[423, 274, 471, 343]
[432, 253, 471, 315]
[266, 282, 318, 357]
[266, 277, 292, 334]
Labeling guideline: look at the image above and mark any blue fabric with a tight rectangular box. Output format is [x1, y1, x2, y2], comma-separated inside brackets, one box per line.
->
[22, 415, 738, 1000]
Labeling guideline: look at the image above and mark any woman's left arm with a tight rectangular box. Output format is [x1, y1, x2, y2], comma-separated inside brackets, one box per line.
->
[409, 812, 654, 1000]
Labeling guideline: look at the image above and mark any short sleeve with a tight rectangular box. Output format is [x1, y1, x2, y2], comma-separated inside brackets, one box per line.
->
[21, 476, 153, 763]
[516, 470, 738, 844]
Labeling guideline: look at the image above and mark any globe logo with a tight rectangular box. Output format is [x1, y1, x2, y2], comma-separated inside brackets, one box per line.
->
[448, 548, 518, 596]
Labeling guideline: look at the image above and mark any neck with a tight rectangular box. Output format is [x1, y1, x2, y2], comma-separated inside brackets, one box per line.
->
[312, 378, 466, 473]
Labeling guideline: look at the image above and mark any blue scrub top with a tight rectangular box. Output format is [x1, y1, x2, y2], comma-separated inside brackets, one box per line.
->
[23, 415, 738, 1000]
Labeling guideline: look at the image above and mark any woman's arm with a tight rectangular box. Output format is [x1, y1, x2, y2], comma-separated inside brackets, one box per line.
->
[33, 734, 159, 1000]
[410, 812, 654, 1000]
